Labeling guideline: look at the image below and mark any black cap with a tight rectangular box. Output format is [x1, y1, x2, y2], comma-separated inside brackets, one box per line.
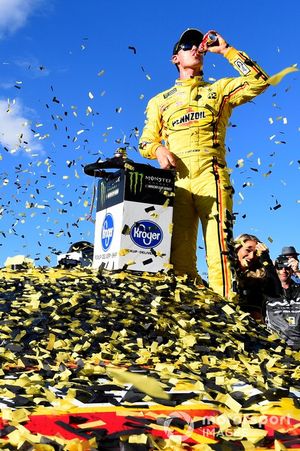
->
[173, 28, 204, 55]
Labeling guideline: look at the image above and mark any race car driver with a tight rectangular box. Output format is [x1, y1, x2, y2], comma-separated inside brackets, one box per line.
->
[139, 28, 270, 298]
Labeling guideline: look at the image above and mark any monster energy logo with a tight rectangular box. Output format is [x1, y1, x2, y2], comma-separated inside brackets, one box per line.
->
[129, 171, 144, 194]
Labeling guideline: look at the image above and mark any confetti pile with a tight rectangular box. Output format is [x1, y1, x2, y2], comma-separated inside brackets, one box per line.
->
[0, 266, 300, 449]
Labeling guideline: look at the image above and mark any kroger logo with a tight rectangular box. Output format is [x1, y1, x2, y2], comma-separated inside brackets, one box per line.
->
[130, 220, 163, 249]
[101, 213, 114, 251]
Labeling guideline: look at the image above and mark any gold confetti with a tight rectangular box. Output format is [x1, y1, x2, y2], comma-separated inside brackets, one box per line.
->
[107, 367, 169, 400]
[267, 66, 299, 86]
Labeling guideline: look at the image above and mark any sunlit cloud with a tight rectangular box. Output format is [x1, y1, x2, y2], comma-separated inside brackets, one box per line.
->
[0, 0, 45, 38]
[0, 98, 42, 154]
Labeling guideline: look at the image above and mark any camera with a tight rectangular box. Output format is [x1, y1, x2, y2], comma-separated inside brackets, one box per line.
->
[275, 256, 290, 270]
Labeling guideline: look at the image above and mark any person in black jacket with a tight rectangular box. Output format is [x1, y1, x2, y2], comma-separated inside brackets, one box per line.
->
[233, 234, 282, 321]
[265, 256, 300, 349]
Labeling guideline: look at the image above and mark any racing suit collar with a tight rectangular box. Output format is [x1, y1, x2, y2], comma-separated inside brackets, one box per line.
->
[175, 75, 204, 86]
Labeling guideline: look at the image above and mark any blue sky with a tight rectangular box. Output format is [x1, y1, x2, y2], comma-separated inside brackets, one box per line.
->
[0, 0, 299, 275]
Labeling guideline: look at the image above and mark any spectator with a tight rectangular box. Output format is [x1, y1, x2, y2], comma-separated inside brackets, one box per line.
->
[279, 246, 300, 284]
[233, 234, 281, 321]
[265, 256, 300, 349]
[139, 28, 270, 298]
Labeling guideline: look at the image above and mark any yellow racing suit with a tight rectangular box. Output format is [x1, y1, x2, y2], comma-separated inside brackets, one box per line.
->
[139, 47, 269, 298]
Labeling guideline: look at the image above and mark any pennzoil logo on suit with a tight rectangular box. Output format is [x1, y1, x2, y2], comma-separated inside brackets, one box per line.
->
[169, 107, 213, 129]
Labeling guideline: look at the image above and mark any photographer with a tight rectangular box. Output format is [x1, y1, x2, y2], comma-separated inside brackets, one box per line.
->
[279, 246, 300, 284]
[265, 256, 300, 349]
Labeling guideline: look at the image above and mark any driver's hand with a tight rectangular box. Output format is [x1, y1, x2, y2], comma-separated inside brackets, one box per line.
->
[155, 146, 176, 169]
[199, 30, 230, 55]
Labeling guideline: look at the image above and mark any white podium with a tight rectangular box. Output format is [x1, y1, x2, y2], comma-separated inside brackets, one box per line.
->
[92, 163, 175, 272]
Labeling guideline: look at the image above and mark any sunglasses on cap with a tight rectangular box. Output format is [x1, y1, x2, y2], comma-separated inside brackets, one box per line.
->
[177, 42, 199, 52]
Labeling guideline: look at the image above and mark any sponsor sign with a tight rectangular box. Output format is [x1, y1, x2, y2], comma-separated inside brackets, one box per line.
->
[101, 213, 114, 251]
[93, 163, 174, 272]
[97, 172, 124, 211]
[130, 220, 163, 249]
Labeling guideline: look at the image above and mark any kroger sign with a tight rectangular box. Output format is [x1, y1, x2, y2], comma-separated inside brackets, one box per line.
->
[101, 213, 114, 251]
[130, 220, 163, 249]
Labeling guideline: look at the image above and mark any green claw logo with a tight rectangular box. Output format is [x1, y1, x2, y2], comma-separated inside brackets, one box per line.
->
[129, 172, 144, 194]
